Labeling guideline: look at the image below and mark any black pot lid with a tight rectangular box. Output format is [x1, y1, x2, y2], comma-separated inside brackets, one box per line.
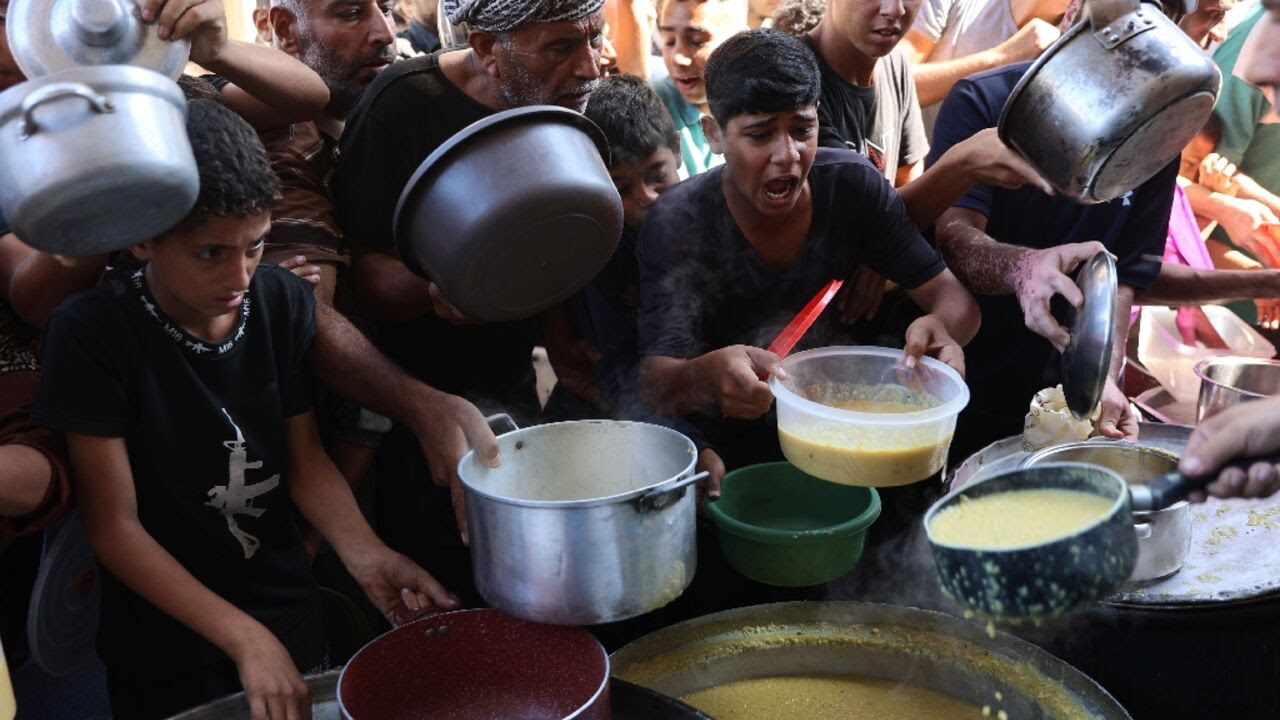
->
[7, 0, 190, 79]
[1061, 251, 1118, 419]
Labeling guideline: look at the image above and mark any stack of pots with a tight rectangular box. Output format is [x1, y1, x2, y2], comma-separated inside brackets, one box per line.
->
[1, 0, 198, 254]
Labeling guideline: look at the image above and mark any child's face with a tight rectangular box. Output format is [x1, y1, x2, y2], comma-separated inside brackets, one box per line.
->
[825, 0, 923, 62]
[660, 0, 750, 108]
[1179, 130, 1216, 180]
[705, 103, 819, 217]
[611, 147, 681, 229]
[135, 212, 271, 327]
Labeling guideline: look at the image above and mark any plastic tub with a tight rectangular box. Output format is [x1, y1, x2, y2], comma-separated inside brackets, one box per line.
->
[769, 346, 969, 487]
[1136, 306, 1275, 404]
[705, 462, 880, 587]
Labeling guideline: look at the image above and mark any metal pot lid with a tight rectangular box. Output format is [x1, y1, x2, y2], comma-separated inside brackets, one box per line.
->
[1061, 251, 1118, 418]
[8, 0, 190, 79]
[25, 510, 102, 677]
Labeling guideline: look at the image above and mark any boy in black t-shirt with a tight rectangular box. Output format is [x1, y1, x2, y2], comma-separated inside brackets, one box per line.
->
[636, 29, 981, 468]
[33, 100, 459, 719]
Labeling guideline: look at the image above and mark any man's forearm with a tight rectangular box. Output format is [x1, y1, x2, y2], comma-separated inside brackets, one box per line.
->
[312, 302, 436, 428]
[898, 151, 976, 229]
[1112, 285, 1134, 380]
[639, 356, 713, 416]
[935, 212, 1029, 294]
[911, 49, 1003, 107]
[1136, 264, 1280, 305]
[351, 251, 435, 325]
[1236, 174, 1280, 217]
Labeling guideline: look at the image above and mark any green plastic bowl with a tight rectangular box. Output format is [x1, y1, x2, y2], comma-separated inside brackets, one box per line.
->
[706, 462, 881, 587]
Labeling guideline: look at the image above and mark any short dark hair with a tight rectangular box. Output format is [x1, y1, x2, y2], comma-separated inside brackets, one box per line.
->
[771, 0, 825, 35]
[704, 28, 820, 126]
[182, 98, 279, 223]
[584, 74, 680, 167]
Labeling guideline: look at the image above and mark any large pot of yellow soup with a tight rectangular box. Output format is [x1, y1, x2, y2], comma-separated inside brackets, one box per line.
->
[925, 463, 1138, 618]
[769, 346, 968, 487]
[611, 601, 1131, 720]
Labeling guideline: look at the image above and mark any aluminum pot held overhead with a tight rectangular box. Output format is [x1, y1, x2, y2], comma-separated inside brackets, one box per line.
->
[0, 65, 198, 254]
[457, 419, 703, 625]
[394, 105, 623, 322]
[999, 0, 1222, 203]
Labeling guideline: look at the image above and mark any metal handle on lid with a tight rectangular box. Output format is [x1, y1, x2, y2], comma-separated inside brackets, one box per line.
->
[19, 82, 114, 140]
[70, 0, 130, 46]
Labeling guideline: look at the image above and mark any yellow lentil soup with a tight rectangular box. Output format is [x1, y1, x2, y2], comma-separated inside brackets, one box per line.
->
[930, 489, 1115, 549]
[778, 385, 951, 486]
[679, 675, 986, 719]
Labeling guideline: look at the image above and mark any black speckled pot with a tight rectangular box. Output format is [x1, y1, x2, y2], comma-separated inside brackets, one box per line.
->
[925, 463, 1138, 618]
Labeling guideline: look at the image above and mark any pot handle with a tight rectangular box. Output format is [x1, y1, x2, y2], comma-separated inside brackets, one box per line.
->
[635, 471, 709, 512]
[19, 83, 115, 140]
[485, 413, 518, 436]
[1086, 0, 1139, 27]
[1130, 451, 1280, 511]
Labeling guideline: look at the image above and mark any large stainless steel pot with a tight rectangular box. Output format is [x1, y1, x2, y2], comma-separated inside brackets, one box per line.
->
[612, 602, 1131, 719]
[1023, 441, 1191, 583]
[0, 65, 197, 253]
[169, 671, 342, 719]
[999, 0, 1221, 203]
[457, 420, 703, 625]
[169, 669, 710, 719]
[1194, 356, 1280, 420]
[394, 105, 623, 322]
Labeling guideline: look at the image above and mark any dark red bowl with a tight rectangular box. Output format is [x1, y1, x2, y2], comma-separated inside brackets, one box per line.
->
[338, 608, 610, 720]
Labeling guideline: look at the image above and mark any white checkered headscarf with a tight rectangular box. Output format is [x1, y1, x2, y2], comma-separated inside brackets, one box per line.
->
[443, 0, 605, 32]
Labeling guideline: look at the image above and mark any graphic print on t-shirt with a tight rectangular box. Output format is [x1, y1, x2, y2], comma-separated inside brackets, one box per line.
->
[206, 409, 280, 559]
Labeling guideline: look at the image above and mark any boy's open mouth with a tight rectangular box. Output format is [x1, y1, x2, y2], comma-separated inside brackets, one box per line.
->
[763, 176, 797, 200]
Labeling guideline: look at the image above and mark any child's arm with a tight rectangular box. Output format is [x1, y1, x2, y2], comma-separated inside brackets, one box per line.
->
[0, 234, 107, 330]
[67, 433, 310, 720]
[903, 268, 981, 375]
[283, 410, 460, 619]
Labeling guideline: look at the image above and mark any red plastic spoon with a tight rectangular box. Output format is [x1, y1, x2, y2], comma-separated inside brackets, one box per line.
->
[767, 278, 845, 359]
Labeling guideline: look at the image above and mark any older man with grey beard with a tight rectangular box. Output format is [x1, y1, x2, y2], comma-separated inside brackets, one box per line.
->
[329, 0, 605, 605]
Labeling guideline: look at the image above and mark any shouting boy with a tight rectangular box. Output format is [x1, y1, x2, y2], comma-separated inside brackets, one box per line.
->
[34, 99, 457, 719]
[636, 28, 980, 470]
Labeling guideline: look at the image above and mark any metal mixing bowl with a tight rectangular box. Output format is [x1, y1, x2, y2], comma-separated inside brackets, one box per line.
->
[1194, 357, 1280, 421]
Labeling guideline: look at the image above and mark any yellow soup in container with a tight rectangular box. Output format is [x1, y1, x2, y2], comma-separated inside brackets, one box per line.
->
[770, 348, 969, 488]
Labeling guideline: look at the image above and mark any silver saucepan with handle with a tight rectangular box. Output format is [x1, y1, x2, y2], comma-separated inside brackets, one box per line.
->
[457, 416, 704, 625]
[0, 64, 197, 253]
[999, 0, 1221, 203]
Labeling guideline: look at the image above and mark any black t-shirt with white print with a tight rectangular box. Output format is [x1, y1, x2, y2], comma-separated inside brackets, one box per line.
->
[32, 264, 323, 677]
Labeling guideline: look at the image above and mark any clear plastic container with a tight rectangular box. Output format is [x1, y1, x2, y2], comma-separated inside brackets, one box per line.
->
[769, 346, 969, 487]
[1137, 306, 1276, 404]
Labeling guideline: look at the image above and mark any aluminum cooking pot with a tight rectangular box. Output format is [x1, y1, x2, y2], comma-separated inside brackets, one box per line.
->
[0, 65, 197, 254]
[394, 105, 623, 322]
[457, 419, 703, 625]
[1194, 356, 1280, 420]
[612, 602, 1131, 720]
[999, 0, 1221, 203]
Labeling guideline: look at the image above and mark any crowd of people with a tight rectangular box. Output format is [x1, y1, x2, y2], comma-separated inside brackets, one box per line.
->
[0, 0, 1278, 715]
